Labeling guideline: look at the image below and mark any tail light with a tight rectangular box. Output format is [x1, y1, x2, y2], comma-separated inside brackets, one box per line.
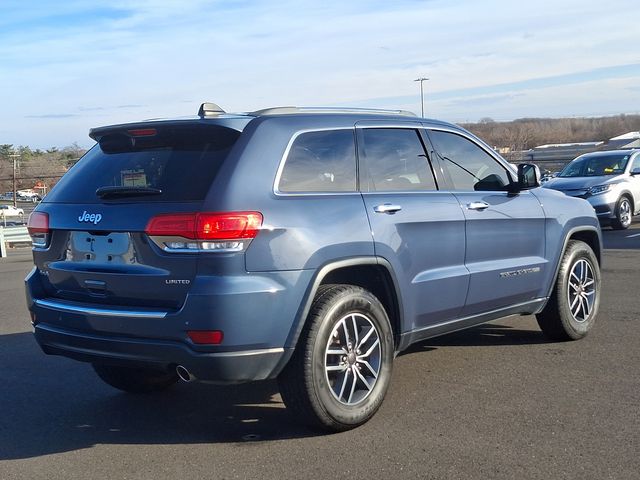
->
[27, 211, 50, 248]
[145, 211, 263, 253]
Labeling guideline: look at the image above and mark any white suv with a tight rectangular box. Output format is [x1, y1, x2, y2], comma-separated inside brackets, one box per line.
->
[543, 149, 640, 229]
[0, 205, 24, 218]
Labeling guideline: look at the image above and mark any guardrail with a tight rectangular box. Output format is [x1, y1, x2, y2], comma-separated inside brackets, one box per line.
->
[0, 226, 31, 258]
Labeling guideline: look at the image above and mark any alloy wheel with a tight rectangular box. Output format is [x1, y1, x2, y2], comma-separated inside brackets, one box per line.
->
[567, 258, 596, 323]
[619, 198, 632, 228]
[324, 313, 381, 405]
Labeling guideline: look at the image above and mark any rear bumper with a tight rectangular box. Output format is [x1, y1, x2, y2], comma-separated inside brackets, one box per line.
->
[25, 266, 311, 383]
[33, 322, 291, 383]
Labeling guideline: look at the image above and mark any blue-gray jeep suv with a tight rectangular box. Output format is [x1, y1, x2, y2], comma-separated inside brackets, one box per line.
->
[25, 103, 603, 431]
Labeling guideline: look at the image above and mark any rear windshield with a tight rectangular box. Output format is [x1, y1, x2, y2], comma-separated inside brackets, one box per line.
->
[558, 154, 630, 177]
[45, 124, 241, 203]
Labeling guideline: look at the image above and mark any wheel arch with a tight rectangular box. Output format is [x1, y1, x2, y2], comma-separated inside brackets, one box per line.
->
[545, 226, 602, 299]
[283, 257, 404, 353]
[618, 191, 634, 213]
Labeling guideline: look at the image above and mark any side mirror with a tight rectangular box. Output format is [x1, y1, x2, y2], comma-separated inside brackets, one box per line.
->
[630, 167, 640, 176]
[516, 163, 541, 190]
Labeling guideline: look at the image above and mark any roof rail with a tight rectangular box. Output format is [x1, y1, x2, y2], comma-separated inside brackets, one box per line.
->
[250, 106, 416, 117]
[198, 102, 226, 117]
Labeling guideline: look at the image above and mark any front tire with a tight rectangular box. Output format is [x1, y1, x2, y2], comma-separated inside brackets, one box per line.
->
[92, 364, 179, 394]
[536, 240, 601, 341]
[612, 196, 632, 230]
[278, 285, 394, 431]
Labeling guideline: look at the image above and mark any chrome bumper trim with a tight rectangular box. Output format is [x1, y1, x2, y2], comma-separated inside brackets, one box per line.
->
[208, 347, 285, 358]
[34, 299, 168, 319]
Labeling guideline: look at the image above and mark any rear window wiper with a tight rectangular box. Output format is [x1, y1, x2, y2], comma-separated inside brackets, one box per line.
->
[96, 186, 162, 199]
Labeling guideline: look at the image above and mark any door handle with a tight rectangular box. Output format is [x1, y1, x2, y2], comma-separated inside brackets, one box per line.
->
[467, 201, 490, 211]
[374, 204, 402, 214]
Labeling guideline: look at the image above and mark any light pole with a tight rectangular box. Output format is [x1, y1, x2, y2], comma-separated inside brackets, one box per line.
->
[8, 152, 20, 208]
[414, 77, 429, 117]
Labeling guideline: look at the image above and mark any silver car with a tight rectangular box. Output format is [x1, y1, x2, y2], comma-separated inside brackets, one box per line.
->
[543, 149, 640, 229]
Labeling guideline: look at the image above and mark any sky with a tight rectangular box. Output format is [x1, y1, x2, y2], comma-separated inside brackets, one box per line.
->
[1, 0, 639, 149]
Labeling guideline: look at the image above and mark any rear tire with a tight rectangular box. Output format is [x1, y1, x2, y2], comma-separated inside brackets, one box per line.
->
[536, 240, 600, 341]
[92, 364, 179, 394]
[611, 196, 632, 230]
[278, 284, 394, 431]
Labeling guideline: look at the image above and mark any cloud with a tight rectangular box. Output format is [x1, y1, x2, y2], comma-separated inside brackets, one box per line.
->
[427, 63, 640, 102]
[78, 105, 145, 112]
[1, 0, 639, 147]
[441, 92, 526, 108]
[24, 114, 80, 119]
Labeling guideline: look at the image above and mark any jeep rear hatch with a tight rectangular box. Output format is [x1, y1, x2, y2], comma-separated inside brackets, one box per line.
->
[31, 122, 244, 312]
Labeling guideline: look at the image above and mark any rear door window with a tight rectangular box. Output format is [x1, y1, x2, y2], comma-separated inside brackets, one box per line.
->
[45, 124, 241, 203]
[278, 129, 356, 193]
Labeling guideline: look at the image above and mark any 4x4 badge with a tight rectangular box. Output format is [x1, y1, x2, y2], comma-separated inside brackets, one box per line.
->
[78, 211, 102, 225]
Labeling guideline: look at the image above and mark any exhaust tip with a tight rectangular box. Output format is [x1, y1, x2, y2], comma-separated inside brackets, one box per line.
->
[176, 365, 195, 383]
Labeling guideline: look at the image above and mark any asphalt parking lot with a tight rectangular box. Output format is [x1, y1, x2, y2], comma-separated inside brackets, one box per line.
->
[1, 224, 639, 480]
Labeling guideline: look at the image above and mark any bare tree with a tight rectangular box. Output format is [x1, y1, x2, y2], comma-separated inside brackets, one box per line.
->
[462, 114, 640, 150]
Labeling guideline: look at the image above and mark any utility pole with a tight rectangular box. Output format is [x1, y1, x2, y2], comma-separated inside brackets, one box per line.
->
[8, 153, 20, 208]
[414, 77, 429, 117]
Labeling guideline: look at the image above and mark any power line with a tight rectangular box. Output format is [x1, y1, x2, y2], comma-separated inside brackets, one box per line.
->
[0, 175, 64, 181]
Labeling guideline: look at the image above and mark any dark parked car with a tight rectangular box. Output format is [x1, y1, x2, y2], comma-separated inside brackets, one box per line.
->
[543, 149, 640, 229]
[26, 103, 602, 431]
